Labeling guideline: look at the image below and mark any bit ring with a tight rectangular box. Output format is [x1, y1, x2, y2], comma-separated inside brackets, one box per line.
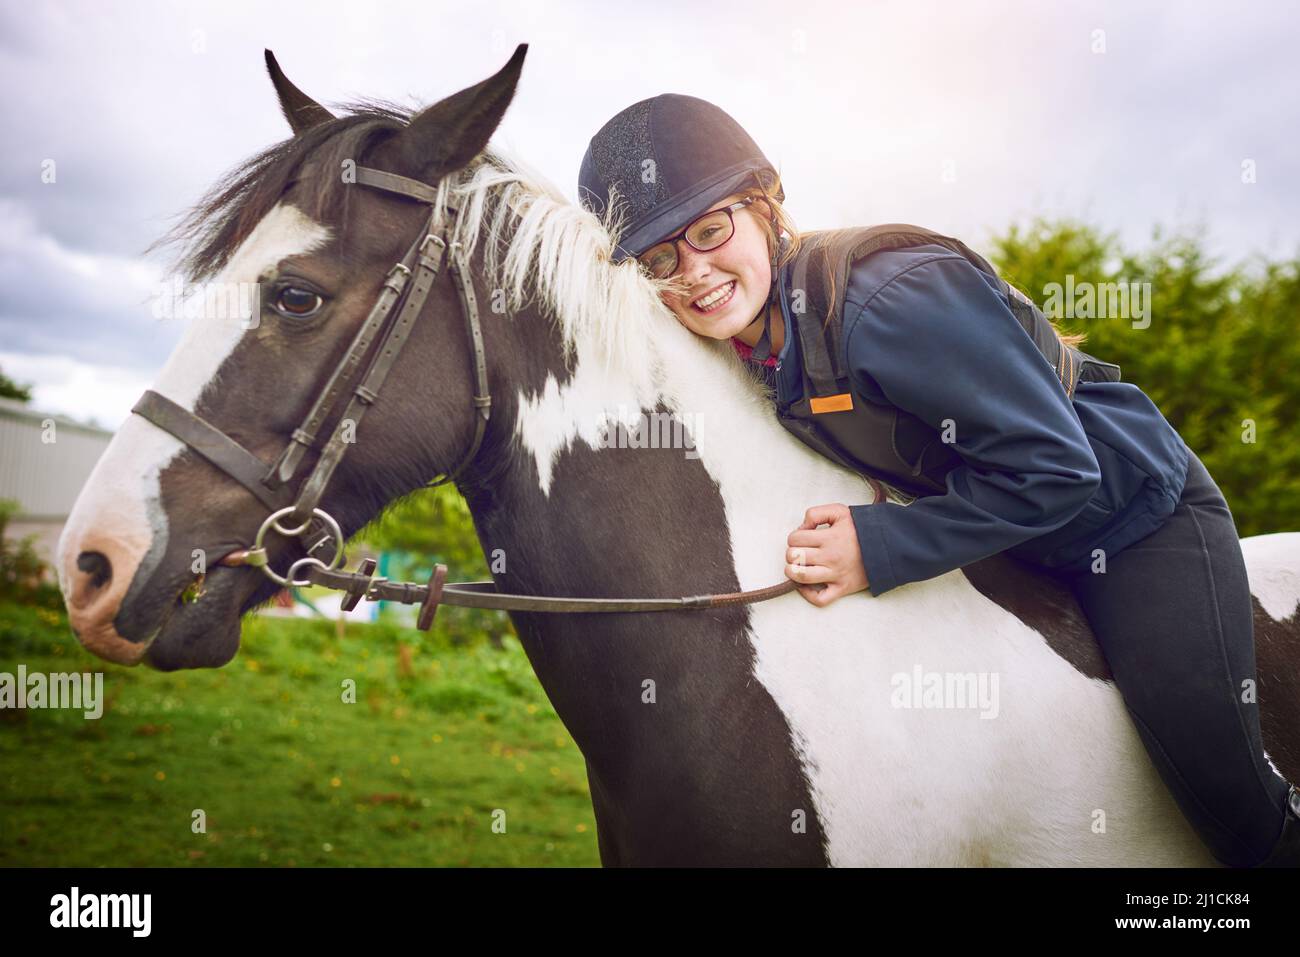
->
[253, 507, 344, 587]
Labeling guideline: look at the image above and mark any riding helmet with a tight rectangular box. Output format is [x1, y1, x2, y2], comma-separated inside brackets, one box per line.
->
[577, 93, 783, 263]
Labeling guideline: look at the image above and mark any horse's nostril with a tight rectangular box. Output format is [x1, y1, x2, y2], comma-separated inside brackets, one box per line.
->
[76, 551, 112, 590]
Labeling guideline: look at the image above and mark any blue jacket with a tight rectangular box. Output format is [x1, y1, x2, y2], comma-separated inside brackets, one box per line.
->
[756, 242, 1190, 597]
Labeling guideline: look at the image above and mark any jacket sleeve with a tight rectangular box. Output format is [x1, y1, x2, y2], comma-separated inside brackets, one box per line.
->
[844, 252, 1101, 596]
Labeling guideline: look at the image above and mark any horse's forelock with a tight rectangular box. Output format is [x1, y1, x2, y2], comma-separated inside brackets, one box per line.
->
[150, 104, 413, 284]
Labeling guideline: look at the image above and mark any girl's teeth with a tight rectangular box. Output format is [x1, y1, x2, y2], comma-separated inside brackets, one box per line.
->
[694, 281, 735, 310]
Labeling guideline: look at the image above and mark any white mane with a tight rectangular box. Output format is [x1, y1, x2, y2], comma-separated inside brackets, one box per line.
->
[427, 145, 695, 378]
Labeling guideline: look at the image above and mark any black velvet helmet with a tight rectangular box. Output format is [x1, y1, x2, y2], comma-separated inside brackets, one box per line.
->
[577, 93, 783, 263]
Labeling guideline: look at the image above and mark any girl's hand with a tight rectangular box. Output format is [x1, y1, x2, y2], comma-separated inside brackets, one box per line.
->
[785, 503, 870, 607]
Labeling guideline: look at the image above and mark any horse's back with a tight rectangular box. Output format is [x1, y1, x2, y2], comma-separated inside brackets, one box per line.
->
[1241, 532, 1300, 784]
[1242, 531, 1300, 621]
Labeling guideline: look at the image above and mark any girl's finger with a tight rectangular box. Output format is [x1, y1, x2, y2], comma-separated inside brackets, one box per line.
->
[799, 503, 846, 530]
[786, 528, 825, 548]
[806, 582, 842, 607]
[785, 562, 834, 584]
[786, 545, 823, 567]
[797, 582, 838, 606]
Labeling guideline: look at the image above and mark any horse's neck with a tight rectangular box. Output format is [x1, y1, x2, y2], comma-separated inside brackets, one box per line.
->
[462, 368, 674, 602]
[456, 284, 841, 616]
[452, 297, 717, 745]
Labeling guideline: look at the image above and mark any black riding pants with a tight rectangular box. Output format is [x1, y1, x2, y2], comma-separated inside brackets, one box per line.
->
[1051, 450, 1292, 867]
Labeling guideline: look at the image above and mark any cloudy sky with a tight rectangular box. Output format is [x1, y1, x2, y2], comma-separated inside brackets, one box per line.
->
[2, 0, 1297, 428]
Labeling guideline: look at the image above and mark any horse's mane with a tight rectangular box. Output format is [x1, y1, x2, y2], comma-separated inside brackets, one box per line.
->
[437, 143, 690, 377]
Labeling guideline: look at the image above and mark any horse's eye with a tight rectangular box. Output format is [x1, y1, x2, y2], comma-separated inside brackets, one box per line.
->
[274, 286, 323, 318]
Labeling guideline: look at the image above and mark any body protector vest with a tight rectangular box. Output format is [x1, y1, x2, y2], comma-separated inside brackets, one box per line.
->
[775, 224, 1123, 500]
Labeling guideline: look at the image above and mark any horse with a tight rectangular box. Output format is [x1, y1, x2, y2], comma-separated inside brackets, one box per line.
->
[56, 46, 1300, 866]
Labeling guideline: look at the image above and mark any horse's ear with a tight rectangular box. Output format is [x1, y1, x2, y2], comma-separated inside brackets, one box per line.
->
[265, 49, 335, 134]
[393, 43, 527, 178]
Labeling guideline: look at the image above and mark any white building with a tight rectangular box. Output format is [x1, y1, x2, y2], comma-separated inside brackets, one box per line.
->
[0, 397, 113, 578]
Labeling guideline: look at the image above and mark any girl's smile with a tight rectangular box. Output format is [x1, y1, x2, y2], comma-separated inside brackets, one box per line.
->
[690, 279, 737, 313]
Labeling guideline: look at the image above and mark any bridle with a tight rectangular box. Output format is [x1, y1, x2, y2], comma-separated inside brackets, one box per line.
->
[136, 167, 486, 556]
[132, 164, 804, 629]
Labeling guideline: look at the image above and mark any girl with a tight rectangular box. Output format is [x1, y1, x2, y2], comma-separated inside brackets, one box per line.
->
[577, 92, 1299, 867]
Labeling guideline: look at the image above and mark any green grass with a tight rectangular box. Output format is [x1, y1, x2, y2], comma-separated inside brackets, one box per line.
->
[0, 600, 600, 867]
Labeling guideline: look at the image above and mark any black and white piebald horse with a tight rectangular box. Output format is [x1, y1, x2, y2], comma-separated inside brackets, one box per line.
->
[57, 48, 1300, 866]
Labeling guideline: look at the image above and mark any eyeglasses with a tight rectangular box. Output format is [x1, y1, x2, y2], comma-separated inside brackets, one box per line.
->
[637, 197, 759, 279]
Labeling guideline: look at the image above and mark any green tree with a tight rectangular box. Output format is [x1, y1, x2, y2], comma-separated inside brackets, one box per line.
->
[350, 485, 502, 645]
[0, 499, 61, 608]
[354, 483, 489, 578]
[0, 367, 33, 403]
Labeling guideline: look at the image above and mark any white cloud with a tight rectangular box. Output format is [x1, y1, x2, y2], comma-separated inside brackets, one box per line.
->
[0, 350, 151, 430]
[0, 197, 176, 368]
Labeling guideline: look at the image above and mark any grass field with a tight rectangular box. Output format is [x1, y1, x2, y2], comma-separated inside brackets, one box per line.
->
[0, 600, 600, 867]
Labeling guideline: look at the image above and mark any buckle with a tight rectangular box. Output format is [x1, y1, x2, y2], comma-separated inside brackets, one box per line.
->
[340, 558, 378, 612]
[417, 564, 449, 632]
[253, 506, 345, 587]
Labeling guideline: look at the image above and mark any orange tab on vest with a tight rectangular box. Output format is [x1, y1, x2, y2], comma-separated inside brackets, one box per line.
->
[810, 393, 854, 414]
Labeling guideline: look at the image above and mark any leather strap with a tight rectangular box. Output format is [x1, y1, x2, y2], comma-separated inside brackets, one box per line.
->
[340, 558, 377, 612]
[133, 391, 293, 511]
[416, 564, 448, 630]
[427, 244, 491, 487]
[309, 565, 798, 613]
[289, 213, 447, 523]
[270, 167, 452, 489]
[268, 260, 413, 487]
[355, 168, 441, 204]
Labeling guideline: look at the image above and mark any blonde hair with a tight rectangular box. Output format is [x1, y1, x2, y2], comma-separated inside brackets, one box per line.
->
[742, 175, 802, 268]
